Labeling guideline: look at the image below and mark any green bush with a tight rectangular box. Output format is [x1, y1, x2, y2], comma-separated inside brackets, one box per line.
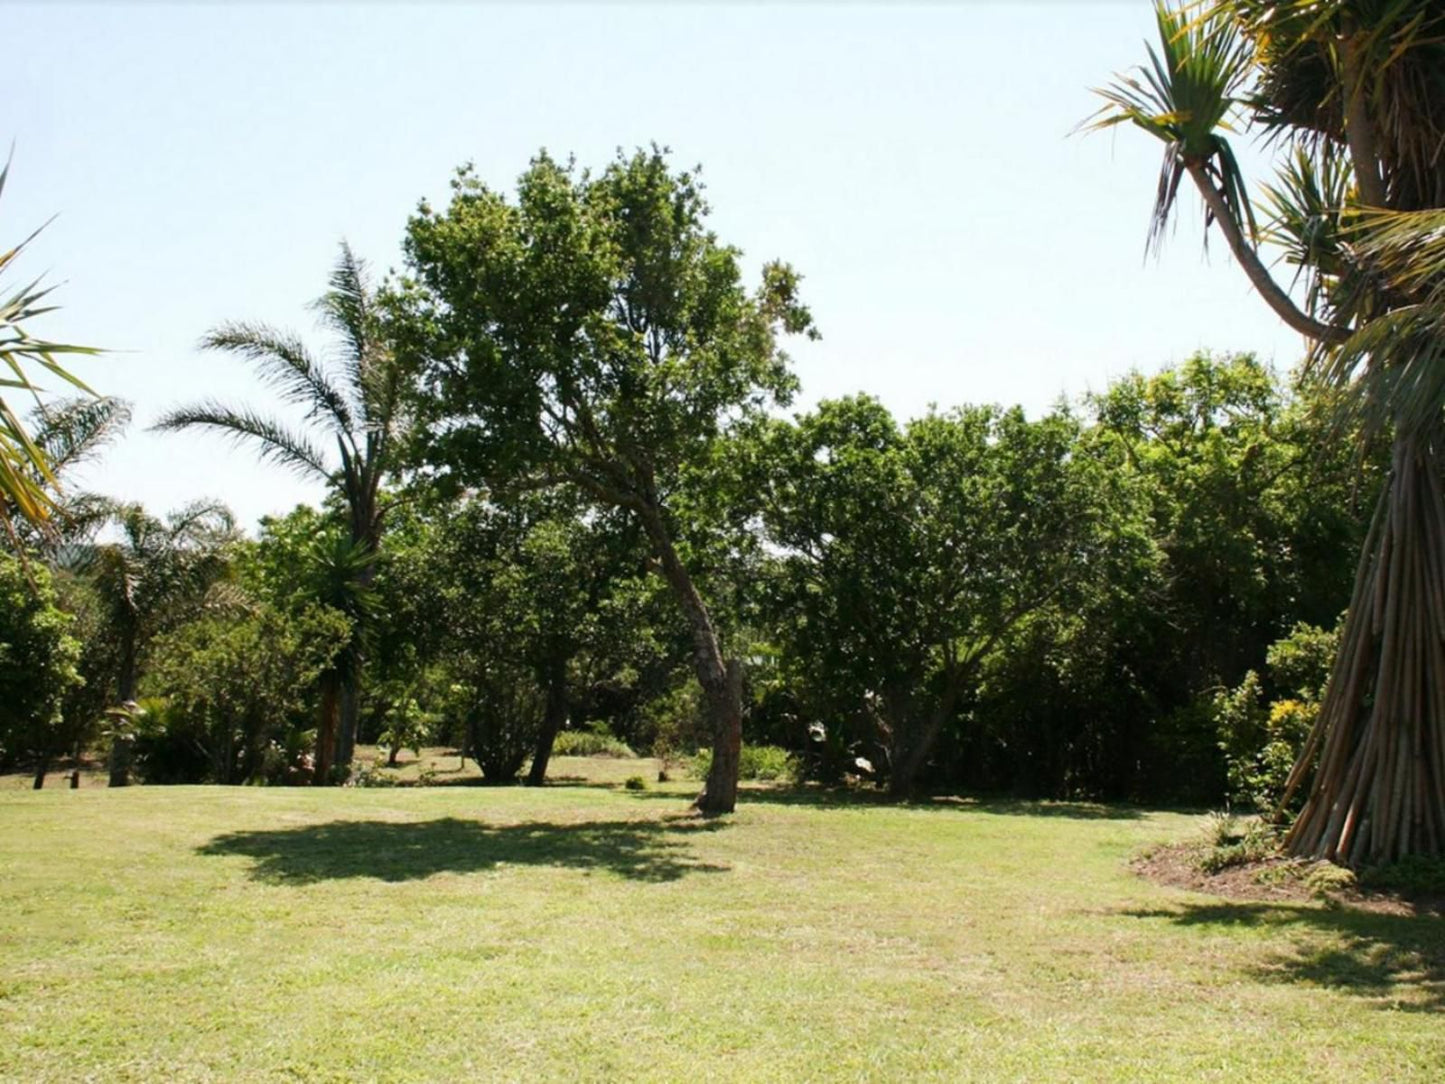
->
[552, 729, 637, 759]
[691, 744, 798, 783]
[1197, 813, 1279, 874]
[623, 775, 648, 791]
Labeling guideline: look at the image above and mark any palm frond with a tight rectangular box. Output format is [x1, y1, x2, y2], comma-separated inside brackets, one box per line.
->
[201, 320, 355, 434]
[1083, 2, 1257, 253]
[312, 241, 372, 390]
[152, 400, 333, 481]
[31, 396, 131, 477]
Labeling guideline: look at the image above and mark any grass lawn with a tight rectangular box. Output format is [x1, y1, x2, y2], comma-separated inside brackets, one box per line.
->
[1, 763, 1441, 1081]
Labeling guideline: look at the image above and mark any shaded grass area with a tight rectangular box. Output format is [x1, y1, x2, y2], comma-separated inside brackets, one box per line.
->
[1125, 901, 1445, 1012]
[198, 814, 728, 884]
[1, 775, 1442, 1081]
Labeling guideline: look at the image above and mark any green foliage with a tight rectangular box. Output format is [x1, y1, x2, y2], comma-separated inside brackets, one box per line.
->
[1197, 814, 1279, 873]
[0, 156, 103, 542]
[1214, 621, 1337, 812]
[0, 553, 82, 772]
[142, 603, 350, 784]
[751, 393, 1150, 791]
[623, 775, 648, 791]
[552, 728, 637, 759]
[692, 744, 798, 783]
[1359, 856, 1445, 896]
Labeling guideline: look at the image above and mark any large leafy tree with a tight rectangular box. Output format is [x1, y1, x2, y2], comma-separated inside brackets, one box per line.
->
[398, 148, 816, 813]
[1090, 2, 1445, 861]
[753, 395, 1144, 795]
[156, 243, 407, 773]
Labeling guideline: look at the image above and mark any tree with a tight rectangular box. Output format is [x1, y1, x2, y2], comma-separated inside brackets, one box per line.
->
[1089, 2, 1445, 862]
[0, 552, 81, 787]
[416, 492, 644, 784]
[398, 148, 816, 812]
[0, 156, 102, 546]
[75, 501, 234, 785]
[753, 395, 1143, 795]
[155, 243, 407, 773]
[144, 601, 351, 785]
[1, 396, 132, 557]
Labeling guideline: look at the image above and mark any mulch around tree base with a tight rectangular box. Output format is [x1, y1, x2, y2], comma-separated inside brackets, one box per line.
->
[1132, 842, 1443, 917]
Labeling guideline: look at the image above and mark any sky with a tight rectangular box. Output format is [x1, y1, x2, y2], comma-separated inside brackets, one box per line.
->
[6, 1, 1311, 531]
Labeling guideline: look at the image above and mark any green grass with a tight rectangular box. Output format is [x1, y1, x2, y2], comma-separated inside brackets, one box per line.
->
[1, 771, 1441, 1081]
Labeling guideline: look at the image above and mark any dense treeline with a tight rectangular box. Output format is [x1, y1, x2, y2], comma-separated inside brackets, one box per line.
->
[0, 326, 1374, 807]
[0, 145, 1379, 814]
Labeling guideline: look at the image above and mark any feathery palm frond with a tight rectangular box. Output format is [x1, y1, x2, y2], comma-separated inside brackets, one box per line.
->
[152, 401, 332, 481]
[201, 321, 355, 435]
[32, 396, 131, 476]
[312, 241, 374, 405]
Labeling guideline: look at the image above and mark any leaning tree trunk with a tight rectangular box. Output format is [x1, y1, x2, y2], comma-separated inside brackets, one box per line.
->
[526, 657, 569, 787]
[639, 506, 744, 814]
[1282, 429, 1445, 864]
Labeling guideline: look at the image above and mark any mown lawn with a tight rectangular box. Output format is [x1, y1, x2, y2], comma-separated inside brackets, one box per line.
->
[1, 765, 1441, 1082]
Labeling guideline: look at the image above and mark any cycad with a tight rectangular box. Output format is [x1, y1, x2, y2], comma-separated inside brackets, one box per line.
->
[154, 242, 406, 775]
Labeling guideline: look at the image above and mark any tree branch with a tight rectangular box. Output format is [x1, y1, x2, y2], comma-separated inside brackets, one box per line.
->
[1185, 161, 1351, 345]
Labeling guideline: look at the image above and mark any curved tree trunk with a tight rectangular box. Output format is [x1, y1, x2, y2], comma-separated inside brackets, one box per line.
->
[637, 505, 743, 814]
[1283, 429, 1445, 864]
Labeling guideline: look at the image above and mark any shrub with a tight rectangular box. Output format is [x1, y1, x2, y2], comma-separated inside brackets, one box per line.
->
[1197, 814, 1279, 874]
[552, 728, 637, 759]
[623, 775, 648, 791]
[691, 744, 798, 783]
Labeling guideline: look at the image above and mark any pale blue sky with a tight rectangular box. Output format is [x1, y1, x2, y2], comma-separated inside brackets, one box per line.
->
[7, 1, 1306, 530]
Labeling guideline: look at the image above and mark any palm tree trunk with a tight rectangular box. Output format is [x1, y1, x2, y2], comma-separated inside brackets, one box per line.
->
[315, 677, 340, 785]
[1282, 428, 1445, 863]
[108, 634, 138, 788]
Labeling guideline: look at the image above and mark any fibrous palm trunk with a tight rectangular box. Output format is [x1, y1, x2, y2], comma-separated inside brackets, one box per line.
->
[1283, 427, 1445, 864]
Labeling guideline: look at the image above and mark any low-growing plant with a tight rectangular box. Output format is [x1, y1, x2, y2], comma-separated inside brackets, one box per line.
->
[1303, 862, 1357, 898]
[553, 728, 637, 759]
[1358, 856, 1445, 895]
[623, 775, 648, 791]
[691, 744, 798, 783]
[1197, 814, 1278, 874]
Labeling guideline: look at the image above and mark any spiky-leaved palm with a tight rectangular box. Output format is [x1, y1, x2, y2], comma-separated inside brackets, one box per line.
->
[154, 242, 405, 774]
[0, 157, 103, 547]
[1089, 1, 1445, 863]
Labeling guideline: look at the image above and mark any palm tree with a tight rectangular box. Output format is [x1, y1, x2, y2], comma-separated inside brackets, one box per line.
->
[3, 395, 132, 557]
[74, 500, 235, 785]
[154, 243, 406, 775]
[1088, 1, 1445, 863]
[1, 156, 103, 547]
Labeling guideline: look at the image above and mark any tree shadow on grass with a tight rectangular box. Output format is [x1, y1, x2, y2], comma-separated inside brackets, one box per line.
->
[617, 783, 1144, 819]
[197, 815, 729, 885]
[1123, 901, 1445, 1012]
